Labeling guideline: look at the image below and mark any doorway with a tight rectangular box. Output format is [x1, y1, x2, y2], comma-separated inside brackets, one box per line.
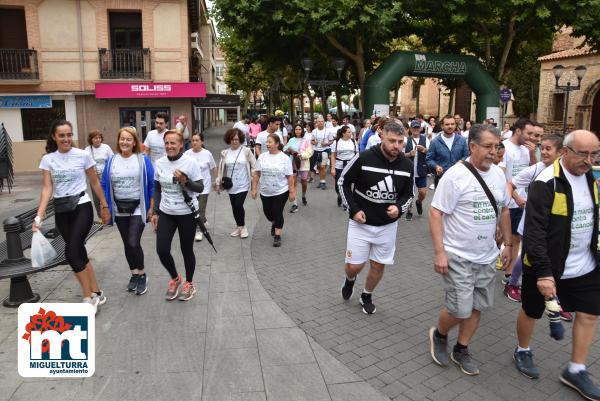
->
[120, 108, 169, 141]
[591, 90, 600, 137]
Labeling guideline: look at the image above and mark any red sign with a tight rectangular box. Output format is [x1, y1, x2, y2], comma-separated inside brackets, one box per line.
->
[95, 82, 207, 99]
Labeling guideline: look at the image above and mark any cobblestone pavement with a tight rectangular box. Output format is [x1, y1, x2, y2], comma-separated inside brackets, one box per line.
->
[251, 172, 600, 401]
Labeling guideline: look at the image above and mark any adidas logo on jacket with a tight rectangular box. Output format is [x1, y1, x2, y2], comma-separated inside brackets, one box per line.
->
[338, 144, 415, 226]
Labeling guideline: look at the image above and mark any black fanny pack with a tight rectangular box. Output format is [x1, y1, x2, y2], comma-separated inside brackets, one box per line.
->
[115, 198, 140, 214]
[54, 192, 85, 213]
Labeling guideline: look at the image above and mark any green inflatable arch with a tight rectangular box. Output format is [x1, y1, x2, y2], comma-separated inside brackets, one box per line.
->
[364, 51, 499, 123]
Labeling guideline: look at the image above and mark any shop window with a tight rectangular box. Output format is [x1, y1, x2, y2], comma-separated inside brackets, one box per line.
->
[21, 100, 66, 141]
[552, 92, 565, 122]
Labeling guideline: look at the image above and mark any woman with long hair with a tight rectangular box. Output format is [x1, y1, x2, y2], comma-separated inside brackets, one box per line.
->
[251, 134, 296, 247]
[283, 123, 313, 211]
[33, 120, 110, 313]
[330, 126, 358, 209]
[215, 128, 256, 238]
[101, 127, 154, 295]
[151, 130, 204, 301]
[85, 130, 114, 218]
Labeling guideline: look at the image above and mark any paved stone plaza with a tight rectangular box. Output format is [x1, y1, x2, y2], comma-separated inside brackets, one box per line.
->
[0, 126, 598, 400]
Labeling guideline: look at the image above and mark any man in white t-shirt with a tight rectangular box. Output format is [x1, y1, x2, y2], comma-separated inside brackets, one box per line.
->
[499, 118, 534, 279]
[325, 113, 334, 129]
[175, 114, 190, 149]
[519, 130, 600, 398]
[233, 114, 251, 145]
[343, 115, 356, 136]
[255, 116, 281, 156]
[428, 124, 512, 376]
[144, 111, 169, 163]
[311, 116, 334, 189]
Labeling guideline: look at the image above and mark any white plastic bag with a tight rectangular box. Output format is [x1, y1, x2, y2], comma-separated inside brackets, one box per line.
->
[31, 231, 57, 268]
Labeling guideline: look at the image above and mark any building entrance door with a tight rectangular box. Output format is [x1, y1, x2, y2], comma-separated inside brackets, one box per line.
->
[120, 108, 169, 141]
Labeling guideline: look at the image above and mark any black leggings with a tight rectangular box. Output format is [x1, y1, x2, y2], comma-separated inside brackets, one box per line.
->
[115, 215, 145, 270]
[156, 211, 197, 282]
[55, 202, 93, 273]
[229, 191, 247, 227]
[260, 191, 289, 230]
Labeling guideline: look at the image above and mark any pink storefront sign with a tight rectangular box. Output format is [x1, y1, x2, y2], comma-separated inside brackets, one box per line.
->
[95, 82, 207, 99]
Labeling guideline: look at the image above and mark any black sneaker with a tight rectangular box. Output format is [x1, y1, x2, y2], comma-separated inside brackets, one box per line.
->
[308, 177, 314, 183]
[289, 204, 299, 213]
[513, 348, 539, 379]
[429, 327, 449, 367]
[560, 368, 600, 401]
[451, 348, 479, 376]
[127, 274, 139, 292]
[321, 182, 327, 190]
[302, 196, 307, 206]
[337, 196, 342, 207]
[271, 224, 275, 237]
[341, 278, 355, 300]
[405, 211, 413, 221]
[136, 274, 148, 295]
[360, 292, 376, 314]
[416, 200, 423, 215]
[273, 235, 282, 247]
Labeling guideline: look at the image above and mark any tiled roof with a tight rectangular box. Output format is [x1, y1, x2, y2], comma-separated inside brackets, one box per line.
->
[538, 46, 594, 61]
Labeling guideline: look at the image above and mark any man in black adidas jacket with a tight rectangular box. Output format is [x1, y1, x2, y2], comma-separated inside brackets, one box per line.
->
[338, 121, 414, 314]
[519, 130, 600, 400]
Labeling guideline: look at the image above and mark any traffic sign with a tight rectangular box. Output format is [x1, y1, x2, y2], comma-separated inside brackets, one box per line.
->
[500, 88, 512, 103]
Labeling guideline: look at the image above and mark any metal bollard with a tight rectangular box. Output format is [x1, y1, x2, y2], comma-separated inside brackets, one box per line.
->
[3, 216, 25, 262]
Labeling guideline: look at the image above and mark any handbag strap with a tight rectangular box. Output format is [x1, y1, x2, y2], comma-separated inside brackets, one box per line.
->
[461, 160, 498, 218]
[228, 147, 242, 176]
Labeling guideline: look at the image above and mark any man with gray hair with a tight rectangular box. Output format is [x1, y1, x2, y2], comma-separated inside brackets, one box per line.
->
[519, 130, 600, 400]
[428, 124, 513, 376]
[338, 122, 414, 314]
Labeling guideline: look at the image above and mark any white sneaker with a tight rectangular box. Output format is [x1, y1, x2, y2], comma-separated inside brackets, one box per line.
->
[195, 232, 203, 241]
[92, 290, 107, 306]
[240, 227, 249, 238]
[429, 183, 435, 190]
[84, 297, 99, 314]
[230, 228, 241, 237]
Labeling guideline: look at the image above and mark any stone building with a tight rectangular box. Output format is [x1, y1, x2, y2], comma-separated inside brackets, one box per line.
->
[537, 29, 599, 134]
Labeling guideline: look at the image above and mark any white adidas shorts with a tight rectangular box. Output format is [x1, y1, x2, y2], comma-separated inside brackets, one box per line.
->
[345, 219, 398, 265]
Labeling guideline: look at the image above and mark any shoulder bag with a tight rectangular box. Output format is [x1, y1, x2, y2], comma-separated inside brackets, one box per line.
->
[222, 148, 242, 190]
[54, 191, 85, 213]
[461, 160, 498, 218]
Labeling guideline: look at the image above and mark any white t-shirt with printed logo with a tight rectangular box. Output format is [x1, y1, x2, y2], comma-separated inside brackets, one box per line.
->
[313, 128, 333, 152]
[331, 138, 358, 170]
[431, 161, 509, 264]
[110, 153, 142, 216]
[561, 161, 596, 279]
[143, 129, 167, 163]
[500, 139, 530, 209]
[256, 130, 284, 150]
[224, 147, 250, 194]
[185, 148, 216, 195]
[154, 154, 202, 215]
[255, 151, 293, 197]
[39, 148, 95, 204]
[85, 144, 114, 176]
[511, 161, 547, 236]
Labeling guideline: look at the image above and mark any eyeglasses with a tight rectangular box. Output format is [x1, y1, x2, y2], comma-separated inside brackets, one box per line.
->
[473, 143, 501, 151]
[566, 145, 599, 160]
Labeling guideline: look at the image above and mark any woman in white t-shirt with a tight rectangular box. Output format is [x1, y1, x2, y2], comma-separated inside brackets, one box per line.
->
[33, 120, 110, 313]
[251, 133, 295, 247]
[151, 130, 204, 302]
[101, 127, 154, 296]
[185, 132, 216, 241]
[85, 130, 114, 219]
[215, 128, 256, 238]
[330, 126, 358, 209]
[283, 123, 313, 212]
[462, 120, 472, 139]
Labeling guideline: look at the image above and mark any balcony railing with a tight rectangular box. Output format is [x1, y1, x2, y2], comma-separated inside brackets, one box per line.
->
[99, 48, 151, 80]
[0, 49, 39, 80]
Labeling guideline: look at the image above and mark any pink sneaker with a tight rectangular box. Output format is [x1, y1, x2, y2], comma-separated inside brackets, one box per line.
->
[503, 284, 521, 303]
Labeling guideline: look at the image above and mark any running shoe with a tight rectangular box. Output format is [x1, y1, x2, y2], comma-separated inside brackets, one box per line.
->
[502, 274, 511, 285]
[360, 292, 376, 314]
[230, 228, 241, 237]
[195, 231, 203, 241]
[321, 182, 327, 190]
[504, 284, 522, 303]
[428, 327, 449, 367]
[559, 309, 574, 322]
[289, 204, 299, 213]
[405, 211, 413, 221]
[513, 348, 540, 379]
[127, 275, 139, 292]
[136, 274, 148, 295]
[451, 348, 479, 376]
[178, 281, 196, 301]
[416, 200, 423, 215]
[560, 368, 600, 401]
[308, 177, 314, 183]
[429, 183, 435, 190]
[302, 196, 307, 206]
[165, 275, 182, 301]
[273, 235, 282, 247]
[240, 227, 249, 238]
[92, 290, 107, 306]
[341, 278, 355, 300]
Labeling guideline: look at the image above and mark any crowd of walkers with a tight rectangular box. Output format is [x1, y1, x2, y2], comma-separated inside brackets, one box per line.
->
[32, 112, 600, 400]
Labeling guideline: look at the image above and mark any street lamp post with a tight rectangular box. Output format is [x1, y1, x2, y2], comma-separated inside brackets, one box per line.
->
[301, 57, 346, 116]
[552, 64, 587, 134]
